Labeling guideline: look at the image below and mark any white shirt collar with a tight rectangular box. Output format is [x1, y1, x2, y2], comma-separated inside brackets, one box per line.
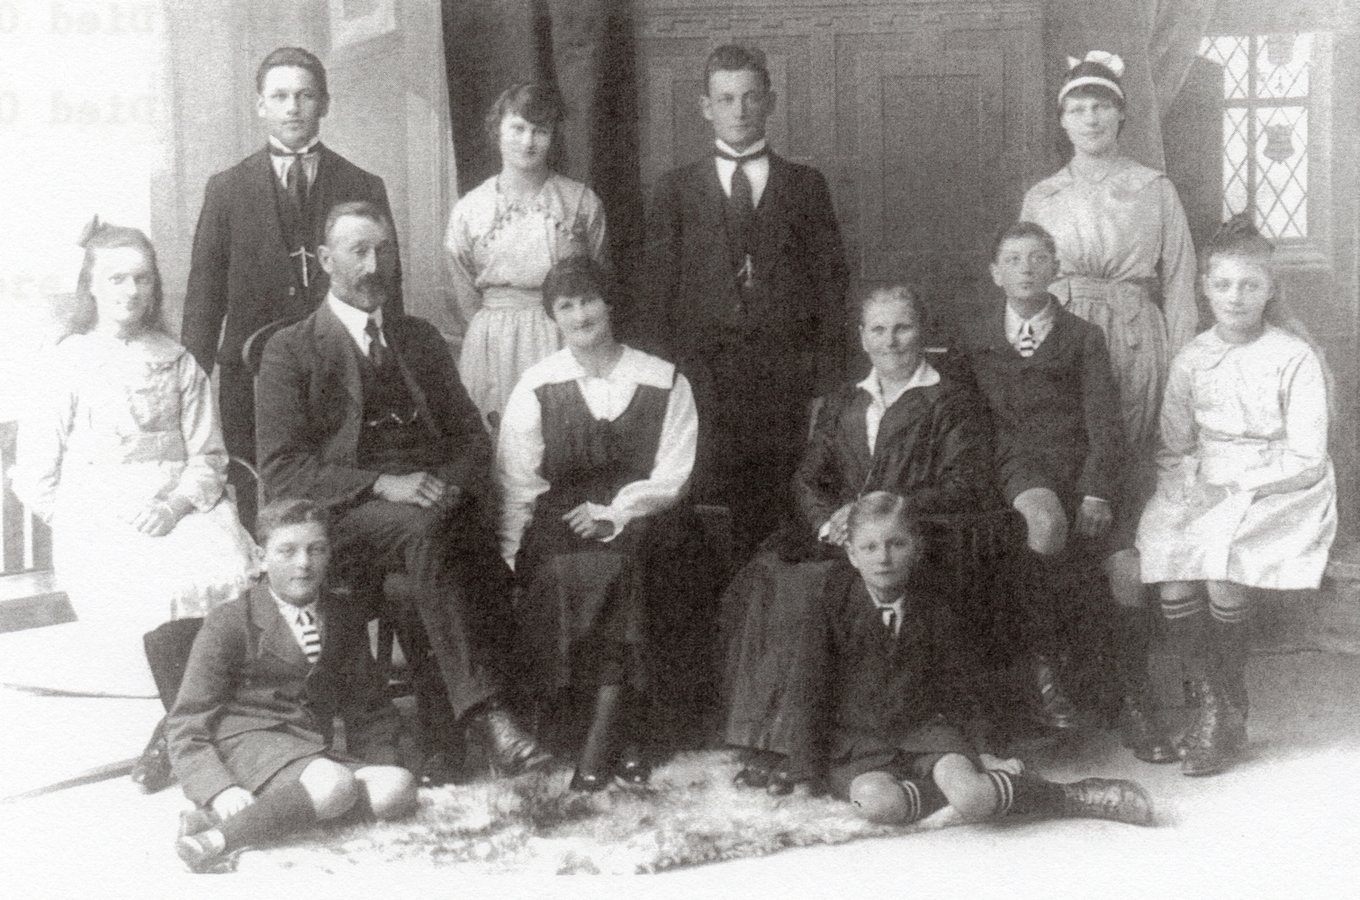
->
[715, 137, 768, 159]
[326, 293, 384, 352]
[270, 587, 316, 624]
[856, 359, 940, 408]
[1004, 297, 1055, 344]
[531, 345, 674, 390]
[268, 135, 321, 156]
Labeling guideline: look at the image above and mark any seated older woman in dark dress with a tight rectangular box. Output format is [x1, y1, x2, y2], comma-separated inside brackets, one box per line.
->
[496, 256, 701, 791]
[722, 284, 997, 790]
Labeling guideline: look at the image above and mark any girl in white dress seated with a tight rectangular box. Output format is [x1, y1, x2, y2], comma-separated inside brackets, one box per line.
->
[1137, 217, 1336, 776]
[10, 218, 257, 789]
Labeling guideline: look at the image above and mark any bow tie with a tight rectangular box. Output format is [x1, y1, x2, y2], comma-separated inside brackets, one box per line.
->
[269, 143, 319, 159]
[715, 146, 769, 163]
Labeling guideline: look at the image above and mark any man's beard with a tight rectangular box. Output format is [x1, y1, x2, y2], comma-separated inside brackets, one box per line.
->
[344, 274, 392, 309]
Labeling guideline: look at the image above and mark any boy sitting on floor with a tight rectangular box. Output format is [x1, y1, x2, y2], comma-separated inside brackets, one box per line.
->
[782, 491, 1151, 827]
[169, 498, 417, 872]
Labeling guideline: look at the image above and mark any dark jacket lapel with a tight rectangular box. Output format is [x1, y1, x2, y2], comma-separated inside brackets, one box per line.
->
[313, 301, 365, 416]
[249, 581, 309, 669]
[245, 148, 291, 264]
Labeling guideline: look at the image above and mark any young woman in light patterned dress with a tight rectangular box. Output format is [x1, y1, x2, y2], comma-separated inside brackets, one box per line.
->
[445, 83, 607, 430]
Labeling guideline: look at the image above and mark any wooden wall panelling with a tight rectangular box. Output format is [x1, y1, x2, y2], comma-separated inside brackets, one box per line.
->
[635, 2, 1044, 342]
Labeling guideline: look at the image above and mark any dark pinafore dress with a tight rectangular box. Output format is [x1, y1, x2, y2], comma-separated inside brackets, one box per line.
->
[514, 379, 671, 694]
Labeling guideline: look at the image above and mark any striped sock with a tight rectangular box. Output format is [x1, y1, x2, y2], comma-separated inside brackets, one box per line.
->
[987, 769, 1015, 815]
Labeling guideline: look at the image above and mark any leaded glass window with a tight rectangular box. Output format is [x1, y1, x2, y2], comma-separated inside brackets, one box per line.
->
[1199, 34, 1315, 241]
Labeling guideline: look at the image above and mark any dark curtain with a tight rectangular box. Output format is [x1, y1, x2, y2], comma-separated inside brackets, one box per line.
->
[441, 0, 643, 299]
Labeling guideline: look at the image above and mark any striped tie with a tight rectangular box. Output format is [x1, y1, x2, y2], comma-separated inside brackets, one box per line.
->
[298, 609, 321, 664]
[1016, 321, 1037, 358]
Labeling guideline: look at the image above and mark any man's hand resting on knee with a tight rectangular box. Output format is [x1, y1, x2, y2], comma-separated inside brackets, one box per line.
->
[373, 472, 461, 510]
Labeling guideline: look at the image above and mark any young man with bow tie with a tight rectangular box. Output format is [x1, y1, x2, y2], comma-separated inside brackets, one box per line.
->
[641, 43, 849, 559]
[169, 499, 417, 873]
[181, 47, 400, 526]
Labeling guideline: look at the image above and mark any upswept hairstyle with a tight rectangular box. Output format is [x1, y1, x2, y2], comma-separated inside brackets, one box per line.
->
[703, 44, 771, 93]
[845, 491, 920, 544]
[71, 216, 167, 336]
[256, 497, 331, 547]
[858, 284, 928, 329]
[484, 83, 565, 145]
[991, 220, 1058, 262]
[256, 47, 329, 97]
[540, 255, 611, 319]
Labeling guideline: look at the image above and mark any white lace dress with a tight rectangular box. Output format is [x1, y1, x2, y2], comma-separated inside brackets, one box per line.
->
[7, 331, 257, 695]
[445, 173, 607, 429]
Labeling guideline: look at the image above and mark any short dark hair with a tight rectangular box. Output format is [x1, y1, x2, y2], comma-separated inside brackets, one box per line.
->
[322, 200, 392, 245]
[256, 47, 328, 97]
[858, 284, 928, 329]
[704, 44, 771, 94]
[256, 498, 330, 547]
[846, 491, 919, 543]
[484, 83, 564, 146]
[541, 255, 611, 319]
[72, 218, 166, 336]
[992, 221, 1058, 262]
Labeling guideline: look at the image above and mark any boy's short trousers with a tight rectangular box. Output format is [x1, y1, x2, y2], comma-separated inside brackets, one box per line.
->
[826, 721, 977, 800]
[214, 726, 364, 795]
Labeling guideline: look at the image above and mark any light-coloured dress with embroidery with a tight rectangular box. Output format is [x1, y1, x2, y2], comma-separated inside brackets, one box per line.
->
[445, 173, 607, 428]
[9, 330, 258, 695]
[1021, 156, 1198, 453]
[1136, 326, 1335, 589]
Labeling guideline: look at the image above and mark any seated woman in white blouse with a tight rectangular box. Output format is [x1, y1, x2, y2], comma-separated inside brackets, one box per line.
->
[496, 256, 700, 791]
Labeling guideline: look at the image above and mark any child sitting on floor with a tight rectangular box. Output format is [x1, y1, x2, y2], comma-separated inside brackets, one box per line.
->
[782, 491, 1152, 827]
[1137, 216, 1336, 776]
[168, 498, 417, 872]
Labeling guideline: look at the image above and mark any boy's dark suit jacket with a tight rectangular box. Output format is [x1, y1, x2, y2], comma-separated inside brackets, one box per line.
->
[782, 562, 976, 781]
[641, 152, 849, 396]
[254, 302, 489, 509]
[181, 145, 398, 461]
[956, 300, 1126, 509]
[167, 582, 400, 807]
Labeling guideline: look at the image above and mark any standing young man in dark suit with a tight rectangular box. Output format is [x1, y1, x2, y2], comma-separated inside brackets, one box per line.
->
[642, 44, 849, 558]
[256, 201, 548, 782]
[182, 47, 399, 523]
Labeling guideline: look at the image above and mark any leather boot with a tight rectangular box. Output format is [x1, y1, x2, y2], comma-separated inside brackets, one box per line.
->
[1118, 694, 1177, 764]
[466, 701, 552, 777]
[1030, 654, 1080, 730]
[1060, 777, 1155, 826]
[1181, 679, 1246, 776]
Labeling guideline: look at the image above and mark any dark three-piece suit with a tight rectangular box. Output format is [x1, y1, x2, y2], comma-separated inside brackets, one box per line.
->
[642, 151, 849, 553]
[255, 302, 519, 739]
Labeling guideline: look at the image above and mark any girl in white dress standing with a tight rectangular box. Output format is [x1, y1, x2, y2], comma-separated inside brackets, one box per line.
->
[1137, 217, 1336, 776]
[445, 83, 608, 430]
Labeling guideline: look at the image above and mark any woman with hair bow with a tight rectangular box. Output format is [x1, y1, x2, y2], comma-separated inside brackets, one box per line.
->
[1018, 52, 1198, 763]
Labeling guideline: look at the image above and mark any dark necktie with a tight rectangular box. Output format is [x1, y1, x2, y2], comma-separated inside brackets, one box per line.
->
[881, 607, 897, 636]
[730, 161, 754, 211]
[270, 146, 315, 208]
[365, 318, 387, 368]
[298, 609, 321, 664]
